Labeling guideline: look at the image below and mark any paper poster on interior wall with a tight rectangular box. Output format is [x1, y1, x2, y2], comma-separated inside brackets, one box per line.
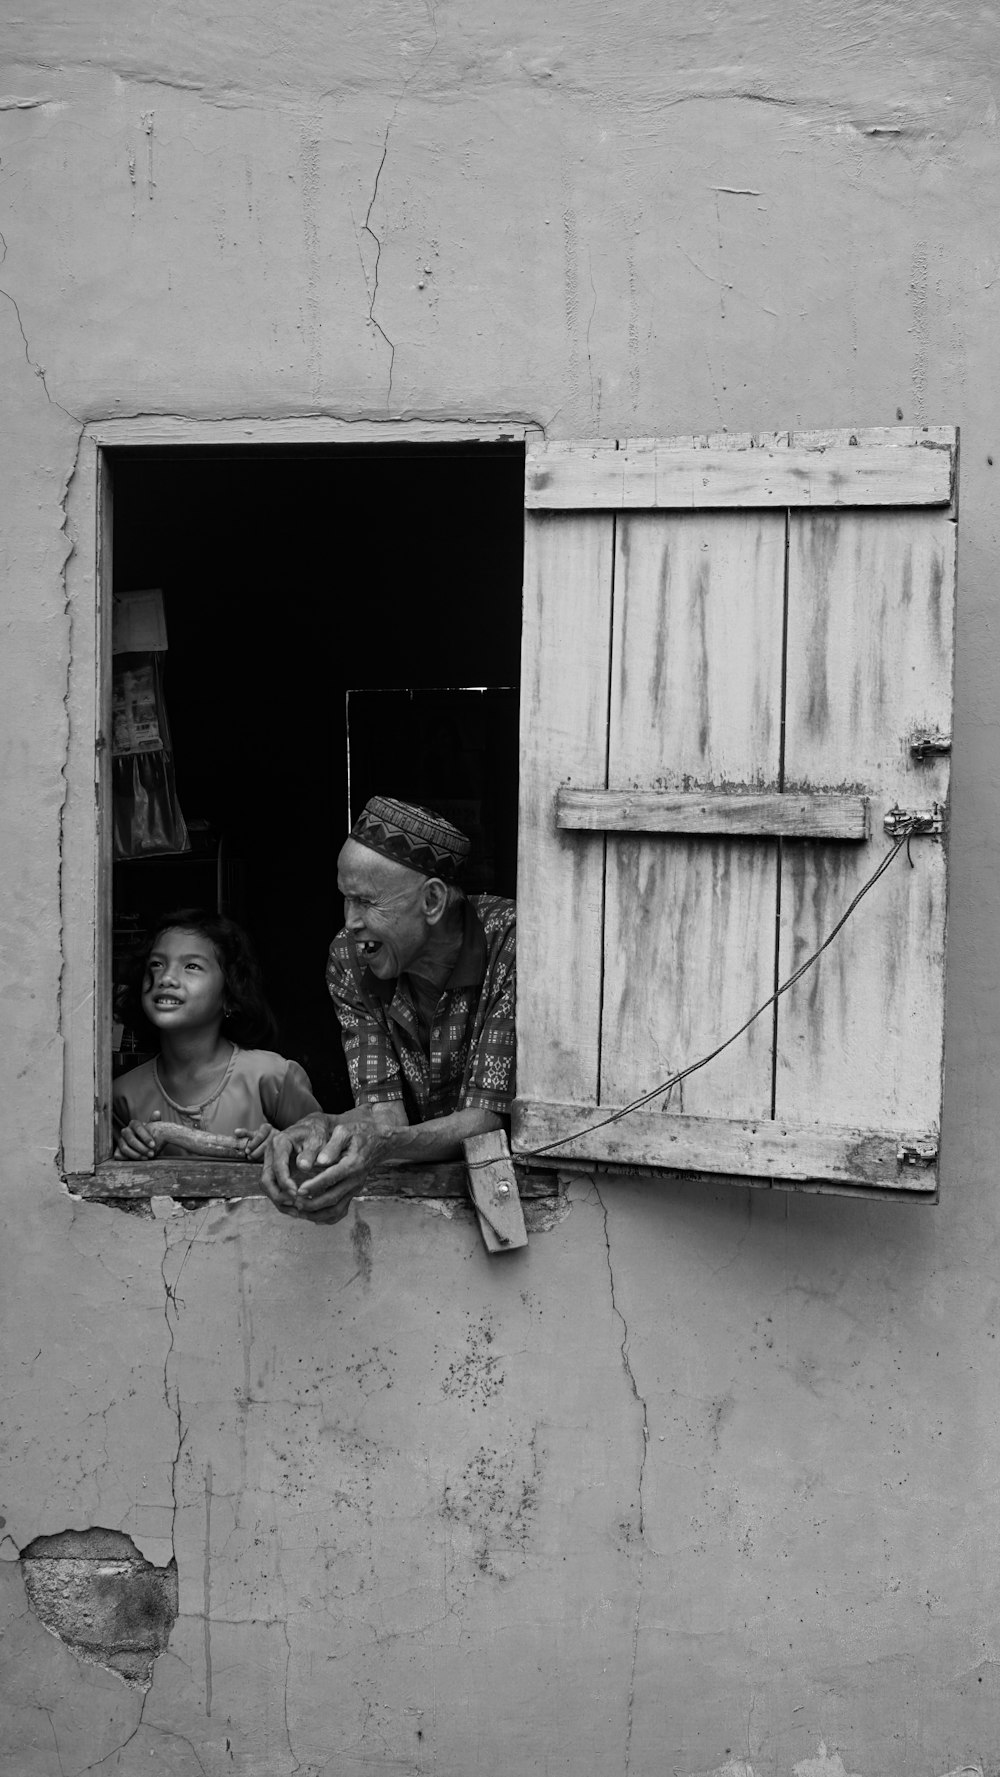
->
[111, 589, 190, 859]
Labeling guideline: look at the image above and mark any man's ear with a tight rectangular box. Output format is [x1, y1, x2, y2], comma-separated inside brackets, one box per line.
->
[422, 877, 449, 924]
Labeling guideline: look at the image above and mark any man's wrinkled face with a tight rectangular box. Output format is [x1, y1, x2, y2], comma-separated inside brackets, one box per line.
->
[337, 838, 431, 980]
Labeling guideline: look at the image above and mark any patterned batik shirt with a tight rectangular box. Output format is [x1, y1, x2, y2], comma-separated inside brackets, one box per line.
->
[325, 894, 516, 1123]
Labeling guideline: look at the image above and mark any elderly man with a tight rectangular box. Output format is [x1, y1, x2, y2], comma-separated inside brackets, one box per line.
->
[262, 797, 516, 1223]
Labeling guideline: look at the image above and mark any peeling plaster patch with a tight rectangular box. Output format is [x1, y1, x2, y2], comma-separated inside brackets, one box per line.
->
[0, 94, 58, 109]
[20, 1528, 178, 1689]
[524, 1189, 572, 1232]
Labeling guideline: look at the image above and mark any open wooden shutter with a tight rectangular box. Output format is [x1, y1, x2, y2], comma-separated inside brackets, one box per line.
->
[514, 429, 956, 1196]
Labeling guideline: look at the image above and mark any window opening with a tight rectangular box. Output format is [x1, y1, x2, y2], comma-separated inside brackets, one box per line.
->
[107, 443, 524, 1157]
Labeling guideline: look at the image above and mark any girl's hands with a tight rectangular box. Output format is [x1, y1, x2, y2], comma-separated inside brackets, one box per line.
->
[234, 1122, 274, 1161]
[114, 1116, 274, 1160]
[114, 1110, 163, 1159]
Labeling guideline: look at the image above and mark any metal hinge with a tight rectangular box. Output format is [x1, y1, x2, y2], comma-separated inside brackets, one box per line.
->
[883, 803, 944, 838]
[897, 1140, 938, 1167]
[909, 729, 951, 761]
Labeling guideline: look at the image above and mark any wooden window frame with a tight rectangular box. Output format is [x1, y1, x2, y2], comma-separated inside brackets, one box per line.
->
[60, 417, 536, 1203]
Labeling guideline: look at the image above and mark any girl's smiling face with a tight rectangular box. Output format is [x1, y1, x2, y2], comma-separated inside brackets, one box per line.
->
[142, 927, 227, 1032]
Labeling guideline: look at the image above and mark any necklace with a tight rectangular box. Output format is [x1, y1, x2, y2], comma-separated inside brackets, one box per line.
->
[153, 1044, 239, 1126]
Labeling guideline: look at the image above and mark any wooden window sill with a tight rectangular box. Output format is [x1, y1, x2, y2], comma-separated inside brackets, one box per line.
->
[66, 1159, 559, 1203]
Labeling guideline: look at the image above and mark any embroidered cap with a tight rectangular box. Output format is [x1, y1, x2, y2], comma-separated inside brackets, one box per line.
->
[349, 796, 471, 884]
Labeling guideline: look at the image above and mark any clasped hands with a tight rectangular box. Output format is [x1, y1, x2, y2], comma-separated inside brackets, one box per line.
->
[261, 1112, 388, 1224]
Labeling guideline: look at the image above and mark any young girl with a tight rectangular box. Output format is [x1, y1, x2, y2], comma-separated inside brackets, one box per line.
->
[114, 908, 321, 1160]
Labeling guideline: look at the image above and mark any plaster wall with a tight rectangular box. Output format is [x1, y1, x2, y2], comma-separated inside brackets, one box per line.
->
[2, 4, 999, 1772]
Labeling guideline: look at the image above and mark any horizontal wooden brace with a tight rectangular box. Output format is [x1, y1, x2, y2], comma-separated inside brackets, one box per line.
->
[525, 436, 955, 510]
[556, 788, 870, 840]
[512, 1099, 939, 1192]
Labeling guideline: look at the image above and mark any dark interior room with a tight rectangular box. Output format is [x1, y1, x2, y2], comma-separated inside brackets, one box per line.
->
[110, 443, 524, 1109]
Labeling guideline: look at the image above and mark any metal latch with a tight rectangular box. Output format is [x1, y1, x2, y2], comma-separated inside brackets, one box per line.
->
[897, 1141, 938, 1167]
[909, 730, 951, 761]
[884, 803, 944, 838]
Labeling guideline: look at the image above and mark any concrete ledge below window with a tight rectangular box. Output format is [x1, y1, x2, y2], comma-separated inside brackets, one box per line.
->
[67, 1159, 560, 1203]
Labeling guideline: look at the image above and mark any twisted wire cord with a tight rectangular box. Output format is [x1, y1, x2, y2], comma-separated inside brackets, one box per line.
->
[485, 826, 915, 1169]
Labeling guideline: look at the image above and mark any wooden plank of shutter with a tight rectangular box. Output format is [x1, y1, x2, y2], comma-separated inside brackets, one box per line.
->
[557, 788, 869, 839]
[513, 1100, 938, 1192]
[776, 509, 955, 1134]
[516, 511, 614, 1108]
[597, 511, 786, 1118]
[526, 435, 954, 511]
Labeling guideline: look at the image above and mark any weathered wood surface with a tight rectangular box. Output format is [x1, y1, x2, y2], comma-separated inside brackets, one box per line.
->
[777, 509, 955, 1131]
[69, 1159, 557, 1201]
[95, 456, 115, 1165]
[599, 510, 786, 1119]
[463, 1128, 528, 1252]
[60, 438, 103, 1176]
[526, 433, 955, 511]
[516, 511, 614, 1107]
[512, 1100, 938, 1191]
[516, 432, 956, 1192]
[557, 788, 869, 839]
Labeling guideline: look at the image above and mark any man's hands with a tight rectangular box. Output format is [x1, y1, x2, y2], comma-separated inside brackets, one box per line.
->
[261, 1111, 391, 1225]
[261, 1104, 504, 1228]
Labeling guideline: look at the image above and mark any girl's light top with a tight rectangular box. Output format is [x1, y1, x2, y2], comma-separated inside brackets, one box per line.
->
[113, 1047, 321, 1155]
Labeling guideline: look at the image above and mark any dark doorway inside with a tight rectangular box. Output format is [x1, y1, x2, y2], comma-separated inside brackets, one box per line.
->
[110, 443, 524, 1110]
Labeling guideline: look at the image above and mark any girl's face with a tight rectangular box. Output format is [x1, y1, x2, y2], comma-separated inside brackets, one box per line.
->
[142, 928, 226, 1034]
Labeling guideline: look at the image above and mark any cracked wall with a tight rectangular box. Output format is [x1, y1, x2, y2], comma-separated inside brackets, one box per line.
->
[3, 2, 1000, 1773]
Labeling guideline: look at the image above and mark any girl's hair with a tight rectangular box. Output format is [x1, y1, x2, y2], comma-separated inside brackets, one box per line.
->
[118, 908, 278, 1050]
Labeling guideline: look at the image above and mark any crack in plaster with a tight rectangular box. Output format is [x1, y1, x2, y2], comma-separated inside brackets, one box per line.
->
[360, 0, 440, 405]
[281, 1618, 303, 1776]
[0, 230, 82, 426]
[76, 1707, 211, 1777]
[39, 1704, 66, 1777]
[594, 1182, 649, 1777]
[160, 1212, 210, 1553]
[361, 127, 396, 399]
